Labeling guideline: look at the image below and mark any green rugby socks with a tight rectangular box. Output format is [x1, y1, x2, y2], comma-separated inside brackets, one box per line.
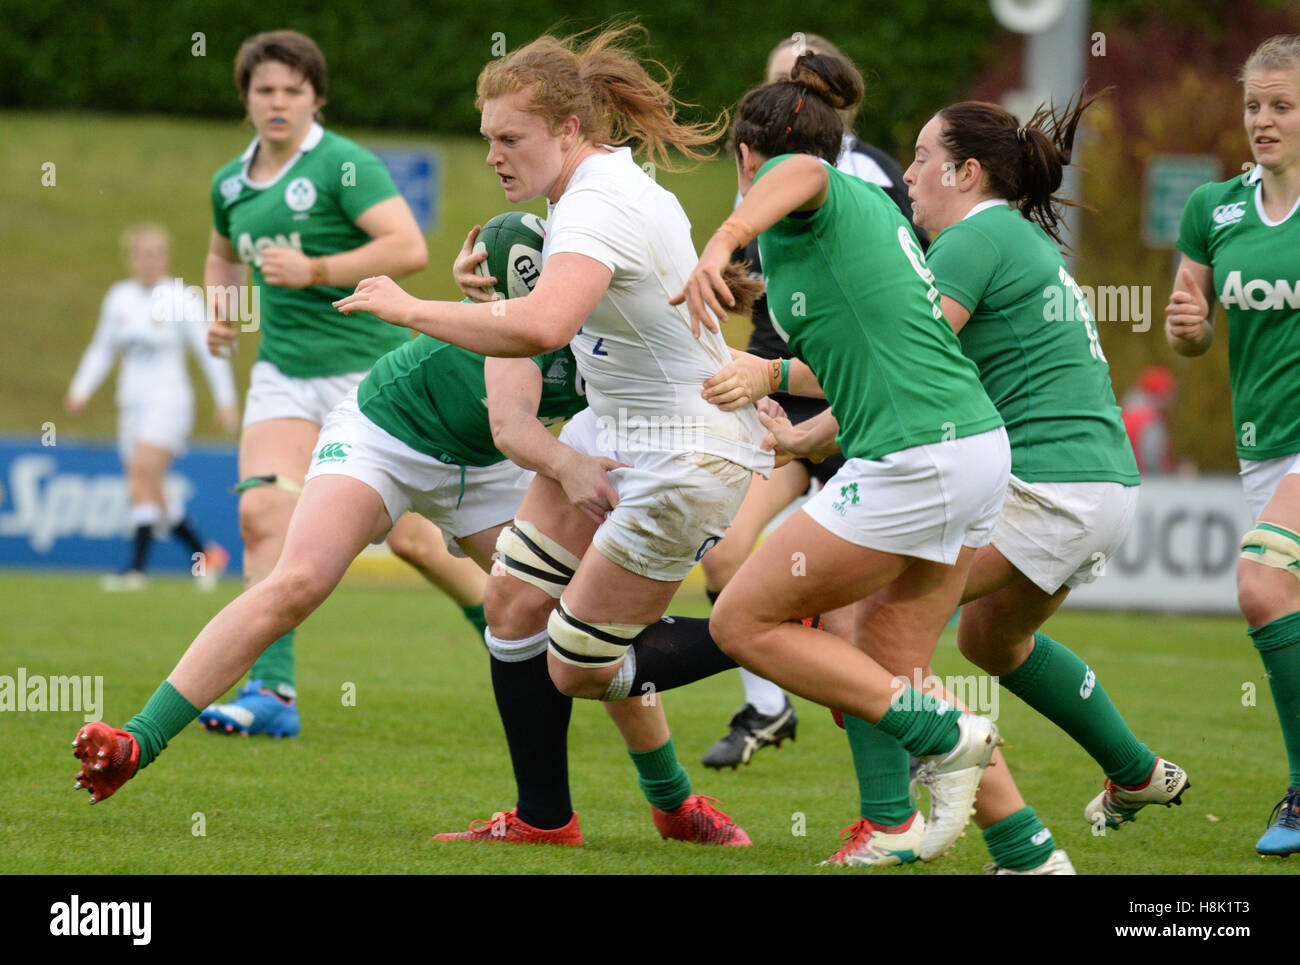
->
[123, 681, 201, 770]
[843, 714, 915, 824]
[1249, 611, 1300, 787]
[249, 629, 296, 697]
[1001, 632, 1155, 787]
[875, 688, 961, 756]
[630, 737, 693, 812]
[984, 806, 1056, 871]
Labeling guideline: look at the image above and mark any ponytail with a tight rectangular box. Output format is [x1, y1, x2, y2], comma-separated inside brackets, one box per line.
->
[731, 52, 864, 165]
[938, 87, 1105, 247]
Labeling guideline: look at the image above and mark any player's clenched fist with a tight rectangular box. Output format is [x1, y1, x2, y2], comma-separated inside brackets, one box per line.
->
[454, 225, 498, 303]
[207, 318, 238, 358]
[1165, 266, 1212, 356]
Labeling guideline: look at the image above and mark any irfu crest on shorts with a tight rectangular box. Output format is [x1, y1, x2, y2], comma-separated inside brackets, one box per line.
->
[830, 481, 859, 516]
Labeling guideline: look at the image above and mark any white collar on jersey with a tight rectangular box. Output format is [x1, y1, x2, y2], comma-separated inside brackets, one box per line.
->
[962, 198, 1010, 220]
[1246, 161, 1300, 227]
[239, 121, 325, 190]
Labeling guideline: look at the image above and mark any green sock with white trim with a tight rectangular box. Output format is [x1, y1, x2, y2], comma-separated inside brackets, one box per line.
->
[875, 688, 961, 757]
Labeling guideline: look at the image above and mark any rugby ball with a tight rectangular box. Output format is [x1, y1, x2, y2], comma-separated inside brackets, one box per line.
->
[473, 211, 546, 299]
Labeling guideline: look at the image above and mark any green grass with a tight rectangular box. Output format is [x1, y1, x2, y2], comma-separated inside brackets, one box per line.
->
[0, 110, 744, 442]
[1, 571, 1288, 874]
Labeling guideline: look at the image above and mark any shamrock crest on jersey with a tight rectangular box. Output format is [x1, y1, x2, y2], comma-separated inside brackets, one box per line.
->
[284, 177, 317, 213]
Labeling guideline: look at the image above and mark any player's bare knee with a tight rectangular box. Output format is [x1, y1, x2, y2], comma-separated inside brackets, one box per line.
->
[238, 490, 288, 551]
[264, 566, 331, 623]
[546, 653, 613, 699]
[483, 573, 552, 639]
[708, 605, 752, 660]
[385, 526, 436, 569]
[1237, 562, 1289, 627]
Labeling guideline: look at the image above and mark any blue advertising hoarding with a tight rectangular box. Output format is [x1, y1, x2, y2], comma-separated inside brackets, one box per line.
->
[371, 147, 441, 233]
[0, 436, 242, 574]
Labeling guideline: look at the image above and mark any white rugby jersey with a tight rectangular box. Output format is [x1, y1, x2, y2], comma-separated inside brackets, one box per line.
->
[68, 278, 237, 410]
[544, 148, 773, 473]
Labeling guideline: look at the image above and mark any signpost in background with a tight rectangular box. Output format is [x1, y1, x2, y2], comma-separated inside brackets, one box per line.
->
[1143, 154, 1223, 247]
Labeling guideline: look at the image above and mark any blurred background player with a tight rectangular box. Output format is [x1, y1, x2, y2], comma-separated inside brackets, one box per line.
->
[1121, 365, 1178, 475]
[197, 29, 485, 740]
[1167, 34, 1300, 857]
[64, 223, 238, 591]
[699, 32, 930, 770]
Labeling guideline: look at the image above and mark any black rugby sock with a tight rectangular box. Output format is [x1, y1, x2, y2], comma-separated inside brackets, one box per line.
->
[170, 516, 206, 556]
[629, 616, 737, 694]
[489, 652, 574, 829]
[129, 524, 153, 573]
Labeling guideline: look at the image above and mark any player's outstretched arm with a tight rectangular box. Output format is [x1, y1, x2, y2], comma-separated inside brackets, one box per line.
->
[702, 350, 825, 410]
[335, 252, 609, 358]
[673, 154, 828, 335]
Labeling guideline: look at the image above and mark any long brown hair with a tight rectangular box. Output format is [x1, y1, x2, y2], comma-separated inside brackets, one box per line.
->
[476, 22, 725, 171]
[937, 89, 1103, 247]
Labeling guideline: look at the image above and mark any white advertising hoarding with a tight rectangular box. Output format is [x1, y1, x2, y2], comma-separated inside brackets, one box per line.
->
[1066, 476, 1253, 614]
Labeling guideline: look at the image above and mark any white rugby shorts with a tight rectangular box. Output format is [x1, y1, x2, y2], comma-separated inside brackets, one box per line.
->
[243, 360, 369, 428]
[557, 406, 751, 582]
[118, 394, 194, 460]
[1239, 452, 1300, 521]
[990, 476, 1139, 594]
[305, 391, 534, 548]
[802, 427, 1010, 565]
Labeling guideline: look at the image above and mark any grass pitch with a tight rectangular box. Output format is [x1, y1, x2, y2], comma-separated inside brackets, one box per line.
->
[1, 570, 1288, 875]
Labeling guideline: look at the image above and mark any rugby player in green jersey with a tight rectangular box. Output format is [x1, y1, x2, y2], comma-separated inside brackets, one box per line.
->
[197, 31, 486, 739]
[73, 302, 749, 846]
[676, 52, 1026, 863]
[1168, 35, 1300, 857]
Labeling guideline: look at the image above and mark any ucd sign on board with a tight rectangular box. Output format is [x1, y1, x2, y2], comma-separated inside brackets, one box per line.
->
[0, 436, 242, 574]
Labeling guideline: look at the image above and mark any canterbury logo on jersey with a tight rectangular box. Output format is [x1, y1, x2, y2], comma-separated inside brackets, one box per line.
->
[315, 442, 351, 462]
[1220, 271, 1300, 311]
[236, 232, 304, 269]
[1211, 201, 1247, 228]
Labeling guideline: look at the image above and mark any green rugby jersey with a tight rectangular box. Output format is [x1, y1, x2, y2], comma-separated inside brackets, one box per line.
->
[357, 336, 586, 467]
[1178, 167, 1300, 460]
[927, 202, 1138, 484]
[210, 123, 408, 377]
[755, 155, 1002, 461]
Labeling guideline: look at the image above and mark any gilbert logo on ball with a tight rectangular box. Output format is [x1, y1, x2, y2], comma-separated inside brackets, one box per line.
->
[473, 211, 548, 300]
